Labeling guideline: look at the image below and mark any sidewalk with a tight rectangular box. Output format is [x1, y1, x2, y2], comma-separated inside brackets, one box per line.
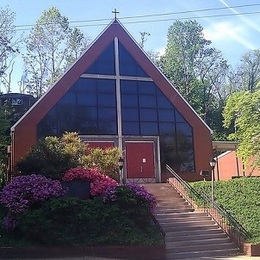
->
[15, 255, 260, 260]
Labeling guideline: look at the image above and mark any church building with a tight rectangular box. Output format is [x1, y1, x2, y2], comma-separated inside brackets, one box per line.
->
[10, 19, 213, 182]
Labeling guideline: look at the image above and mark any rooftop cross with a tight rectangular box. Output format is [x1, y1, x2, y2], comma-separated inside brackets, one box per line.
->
[112, 8, 119, 18]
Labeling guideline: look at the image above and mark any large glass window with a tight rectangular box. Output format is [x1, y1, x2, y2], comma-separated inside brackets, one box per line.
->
[37, 78, 117, 137]
[85, 42, 115, 75]
[121, 79, 195, 172]
[37, 38, 195, 173]
[119, 43, 148, 77]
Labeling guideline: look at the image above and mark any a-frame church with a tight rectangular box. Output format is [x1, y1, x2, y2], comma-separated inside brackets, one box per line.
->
[10, 19, 213, 182]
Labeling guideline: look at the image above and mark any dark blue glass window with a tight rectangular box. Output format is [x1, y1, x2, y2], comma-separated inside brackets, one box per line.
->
[140, 108, 157, 121]
[159, 122, 175, 135]
[176, 123, 192, 136]
[98, 94, 116, 106]
[37, 78, 117, 137]
[139, 95, 157, 108]
[58, 92, 76, 105]
[120, 80, 138, 94]
[121, 80, 195, 172]
[77, 94, 97, 106]
[98, 107, 116, 121]
[121, 95, 138, 107]
[175, 110, 186, 122]
[157, 91, 173, 109]
[122, 108, 139, 121]
[85, 42, 115, 75]
[158, 109, 174, 122]
[119, 43, 148, 77]
[97, 80, 116, 93]
[139, 82, 157, 95]
[123, 122, 140, 135]
[140, 122, 158, 135]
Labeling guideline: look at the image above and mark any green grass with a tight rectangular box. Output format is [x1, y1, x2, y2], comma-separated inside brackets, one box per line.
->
[190, 177, 260, 244]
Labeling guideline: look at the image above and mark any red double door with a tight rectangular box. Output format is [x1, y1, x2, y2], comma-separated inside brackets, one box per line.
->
[125, 142, 155, 179]
[85, 141, 155, 179]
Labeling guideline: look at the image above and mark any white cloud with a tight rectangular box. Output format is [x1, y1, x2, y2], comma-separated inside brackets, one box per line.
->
[204, 22, 256, 50]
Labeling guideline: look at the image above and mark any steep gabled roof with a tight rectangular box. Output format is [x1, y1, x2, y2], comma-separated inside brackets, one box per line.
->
[12, 18, 212, 134]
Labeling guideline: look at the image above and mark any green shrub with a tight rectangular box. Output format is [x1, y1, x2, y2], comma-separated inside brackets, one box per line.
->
[17, 132, 86, 179]
[17, 196, 160, 246]
[17, 132, 121, 181]
[81, 146, 120, 181]
[190, 177, 260, 243]
[0, 160, 7, 189]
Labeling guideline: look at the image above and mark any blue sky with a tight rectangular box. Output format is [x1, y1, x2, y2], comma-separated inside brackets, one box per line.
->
[1, 0, 260, 93]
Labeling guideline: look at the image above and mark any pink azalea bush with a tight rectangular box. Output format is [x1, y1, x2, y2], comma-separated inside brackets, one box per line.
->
[62, 167, 118, 197]
[0, 174, 64, 214]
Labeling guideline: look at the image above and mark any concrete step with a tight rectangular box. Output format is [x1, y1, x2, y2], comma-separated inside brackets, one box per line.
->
[155, 215, 212, 223]
[156, 204, 192, 210]
[156, 198, 188, 204]
[156, 200, 190, 206]
[143, 183, 240, 259]
[155, 207, 194, 214]
[166, 236, 231, 247]
[159, 223, 219, 232]
[165, 231, 228, 242]
[166, 241, 238, 254]
[155, 211, 208, 218]
[158, 218, 215, 226]
[165, 227, 223, 237]
[165, 248, 239, 259]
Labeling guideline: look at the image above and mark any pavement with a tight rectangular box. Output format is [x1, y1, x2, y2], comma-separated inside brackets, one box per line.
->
[7, 255, 260, 260]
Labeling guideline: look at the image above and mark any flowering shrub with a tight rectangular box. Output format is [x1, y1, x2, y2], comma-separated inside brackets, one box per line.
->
[62, 167, 118, 197]
[126, 183, 157, 212]
[3, 211, 17, 230]
[0, 174, 64, 214]
[103, 183, 157, 213]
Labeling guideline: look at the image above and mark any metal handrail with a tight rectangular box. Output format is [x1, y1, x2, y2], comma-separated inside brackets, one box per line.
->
[166, 164, 251, 251]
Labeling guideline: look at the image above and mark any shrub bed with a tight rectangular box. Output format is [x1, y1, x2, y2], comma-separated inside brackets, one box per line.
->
[190, 177, 260, 243]
[0, 132, 162, 247]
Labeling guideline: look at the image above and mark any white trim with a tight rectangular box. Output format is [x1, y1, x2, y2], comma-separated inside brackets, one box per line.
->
[80, 73, 152, 82]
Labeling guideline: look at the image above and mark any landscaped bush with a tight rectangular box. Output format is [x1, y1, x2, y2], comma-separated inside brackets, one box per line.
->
[62, 167, 118, 197]
[17, 194, 160, 246]
[0, 131, 161, 247]
[0, 161, 7, 189]
[81, 146, 121, 181]
[16, 132, 121, 181]
[0, 174, 64, 214]
[190, 177, 260, 243]
[17, 132, 86, 179]
[103, 184, 156, 229]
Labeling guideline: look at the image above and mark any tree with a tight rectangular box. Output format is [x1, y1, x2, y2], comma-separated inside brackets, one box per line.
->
[23, 7, 90, 98]
[223, 90, 260, 170]
[139, 31, 150, 49]
[236, 50, 260, 92]
[158, 20, 210, 97]
[158, 20, 230, 138]
[0, 7, 20, 93]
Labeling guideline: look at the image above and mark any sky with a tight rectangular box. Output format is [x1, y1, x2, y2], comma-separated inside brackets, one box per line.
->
[1, 0, 260, 93]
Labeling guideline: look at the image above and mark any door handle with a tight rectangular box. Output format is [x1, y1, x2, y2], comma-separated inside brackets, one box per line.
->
[140, 165, 143, 173]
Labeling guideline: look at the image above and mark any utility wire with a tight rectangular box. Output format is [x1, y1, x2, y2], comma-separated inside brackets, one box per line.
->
[13, 3, 260, 31]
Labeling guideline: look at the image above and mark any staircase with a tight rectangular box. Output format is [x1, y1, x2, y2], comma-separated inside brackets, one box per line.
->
[143, 183, 240, 259]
